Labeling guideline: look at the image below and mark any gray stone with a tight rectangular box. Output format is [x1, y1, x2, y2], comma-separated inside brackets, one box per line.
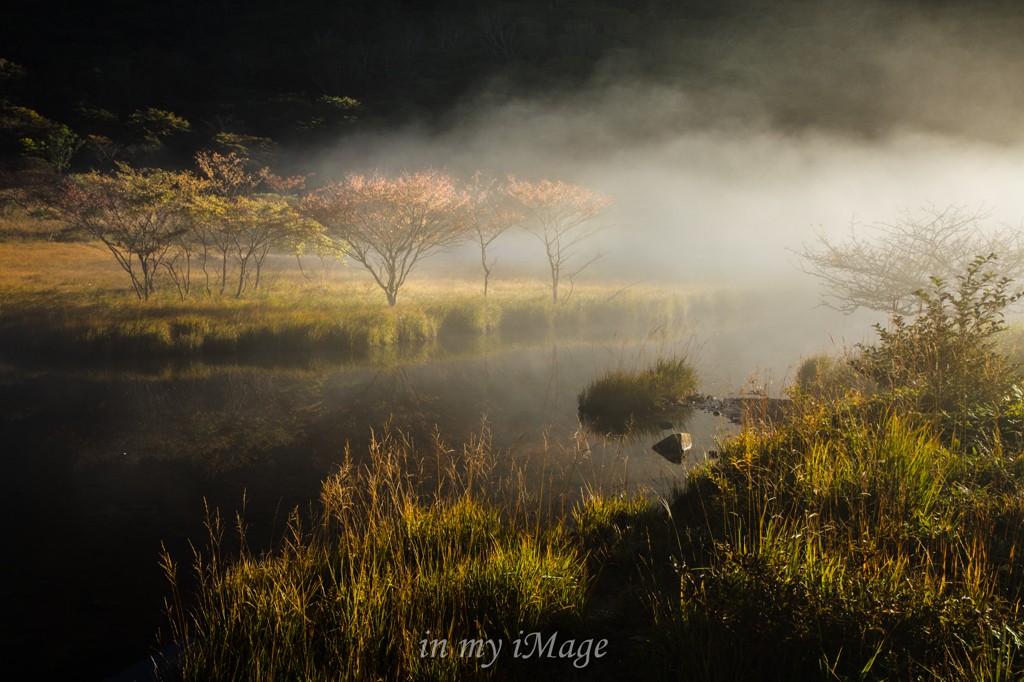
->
[652, 432, 692, 463]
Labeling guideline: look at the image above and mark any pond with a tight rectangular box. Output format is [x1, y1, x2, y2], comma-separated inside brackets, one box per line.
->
[0, 287, 873, 680]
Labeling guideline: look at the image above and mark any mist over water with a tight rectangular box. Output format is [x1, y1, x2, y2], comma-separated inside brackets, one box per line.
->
[12, 1, 1024, 677]
[314, 126, 1024, 285]
[296, 0, 1024, 291]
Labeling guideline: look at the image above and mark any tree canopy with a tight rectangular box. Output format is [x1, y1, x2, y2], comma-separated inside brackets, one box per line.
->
[505, 177, 612, 304]
[302, 170, 471, 306]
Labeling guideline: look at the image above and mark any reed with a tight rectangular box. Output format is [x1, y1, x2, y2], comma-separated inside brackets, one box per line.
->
[162, 428, 592, 681]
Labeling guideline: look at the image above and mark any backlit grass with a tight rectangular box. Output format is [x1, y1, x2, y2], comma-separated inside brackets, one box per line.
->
[0, 242, 721, 358]
[577, 357, 700, 420]
[161, 392, 1024, 680]
[163, 430, 593, 681]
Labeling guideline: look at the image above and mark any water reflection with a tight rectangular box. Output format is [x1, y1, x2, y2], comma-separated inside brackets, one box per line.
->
[1, 284, 869, 679]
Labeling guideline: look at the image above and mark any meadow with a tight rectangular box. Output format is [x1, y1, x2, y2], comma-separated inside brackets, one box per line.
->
[0, 241, 735, 360]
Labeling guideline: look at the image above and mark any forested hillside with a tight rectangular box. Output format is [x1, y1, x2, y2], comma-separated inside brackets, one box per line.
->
[4, 0, 1024, 178]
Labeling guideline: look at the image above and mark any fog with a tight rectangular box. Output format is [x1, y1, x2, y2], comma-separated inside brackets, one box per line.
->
[299, 0, 1024, 289]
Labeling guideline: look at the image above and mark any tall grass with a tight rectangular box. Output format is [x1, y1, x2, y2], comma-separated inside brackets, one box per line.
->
[577, 357, 700, 419]
[652, 398, 1024, 680]
[157, 394, 1024, 680]
[162, 429, 592, 681]
[0, 243, 712, 359]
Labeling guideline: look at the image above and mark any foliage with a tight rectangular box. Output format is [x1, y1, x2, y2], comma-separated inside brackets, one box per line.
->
[298, 95, 361, 130]
[19, 123, 82, 173]
[464, 172, 522, 297]
[127, 107, 191, 145]
[0, 59, 27, 96]
[188, 152, 326, 298]
[0, 102, 52, 143]
[505, 177, 612, 304]
[795, 352, 873, 400]
[794, 205, 1024, 315]
[212, 132, 278, 164]
[302, 170, 471, 306]
[851, 254, 1022, 417]
[54, 163, 193, 300]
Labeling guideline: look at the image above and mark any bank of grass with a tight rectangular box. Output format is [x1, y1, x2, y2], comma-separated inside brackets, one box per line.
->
[577, 357, 700, 419]
[163, 430, 595, 681]
[161, 393, 1024, 681]
[647, 397, 1024, 680]
[0, 242, 715, 358]
[158, 261, 1024, 679]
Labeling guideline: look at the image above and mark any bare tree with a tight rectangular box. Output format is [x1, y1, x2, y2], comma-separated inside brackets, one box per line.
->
[562, 20, 598, 58]
[225, 50, 261, 83]
[505, 177, 613, 304]
[792, 204, 1024, 314]
[302, 170, 470, 306]
[434, 17, 470, 50]
[480, 14, 520, 64]
[309, 59, 348, 97]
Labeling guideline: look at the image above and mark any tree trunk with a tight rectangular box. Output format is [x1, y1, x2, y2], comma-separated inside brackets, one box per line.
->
[220, 254, 227, 295]
[235, 259, 247, 298]
[386, 290, 397, 307]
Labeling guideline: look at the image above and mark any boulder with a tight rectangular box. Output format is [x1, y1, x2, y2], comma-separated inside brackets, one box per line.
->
[652, 432, 692, 463]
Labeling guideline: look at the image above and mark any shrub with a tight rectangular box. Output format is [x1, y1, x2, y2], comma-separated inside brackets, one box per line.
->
[795, 353, 873, 399]
[851, 254, 1022, 416]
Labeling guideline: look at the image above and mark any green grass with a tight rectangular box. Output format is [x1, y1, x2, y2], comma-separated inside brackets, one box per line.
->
[163, 430, 592, 681]
[577, 357, 700, 421]
[795, 352, 875, 400]
[158, 386, 1024, 681]
[651, 400, 1024, 680]
[0, 242, 714, 359]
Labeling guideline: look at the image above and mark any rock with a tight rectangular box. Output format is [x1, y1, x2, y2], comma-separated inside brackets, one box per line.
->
[657, 419, 674, 430]
[652, 432, 692, 464]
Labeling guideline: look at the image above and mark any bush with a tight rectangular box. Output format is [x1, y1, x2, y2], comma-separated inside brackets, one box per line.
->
[795, 353, 873, 399]
[852, 254, 1022, 416]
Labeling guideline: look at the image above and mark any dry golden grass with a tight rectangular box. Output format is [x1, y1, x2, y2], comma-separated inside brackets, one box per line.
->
[0, 242, 725, 359]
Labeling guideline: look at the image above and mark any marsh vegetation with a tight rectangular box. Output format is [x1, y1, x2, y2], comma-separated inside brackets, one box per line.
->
[577, 356, 700, 434]
[151, 258, 1024, 681]
[7, 2, 1024, 677]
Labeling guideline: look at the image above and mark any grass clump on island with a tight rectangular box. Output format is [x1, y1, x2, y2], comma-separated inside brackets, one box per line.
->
[577, 357, 700, 421]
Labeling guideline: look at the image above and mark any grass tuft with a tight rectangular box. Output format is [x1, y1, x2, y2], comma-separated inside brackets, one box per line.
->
[577, 357, 699, 420]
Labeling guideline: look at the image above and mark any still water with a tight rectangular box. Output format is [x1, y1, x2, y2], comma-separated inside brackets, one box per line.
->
[0, 288, 874, 680]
